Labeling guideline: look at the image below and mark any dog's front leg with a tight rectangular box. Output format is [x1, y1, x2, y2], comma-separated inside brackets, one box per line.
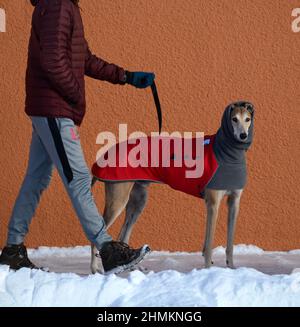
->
[226, 190, 242, 269]
[203, 190, 224, 268]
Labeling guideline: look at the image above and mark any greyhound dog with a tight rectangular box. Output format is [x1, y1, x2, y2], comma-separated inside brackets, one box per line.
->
[90, 101, 254, 273]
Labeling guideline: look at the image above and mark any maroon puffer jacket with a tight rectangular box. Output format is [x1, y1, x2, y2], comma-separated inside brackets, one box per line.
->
[26, 0, 125, 125]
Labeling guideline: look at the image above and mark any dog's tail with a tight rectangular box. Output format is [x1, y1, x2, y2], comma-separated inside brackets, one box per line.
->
[91, 176, 98, 188]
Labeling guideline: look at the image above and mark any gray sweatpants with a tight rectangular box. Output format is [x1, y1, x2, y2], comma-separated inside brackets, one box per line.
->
[7, 116, 112, 249]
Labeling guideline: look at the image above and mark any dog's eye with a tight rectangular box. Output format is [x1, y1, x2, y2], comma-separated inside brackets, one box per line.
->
[245, 118, 251, 122]
[232, 118, 238, 123]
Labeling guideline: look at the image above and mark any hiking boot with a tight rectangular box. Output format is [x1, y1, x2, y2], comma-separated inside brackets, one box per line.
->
[0, 244, 38, 270]
[99, 241, 151, 274]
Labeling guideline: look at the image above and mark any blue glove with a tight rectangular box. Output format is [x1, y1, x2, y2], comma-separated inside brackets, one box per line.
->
[125, 71, 155, 89]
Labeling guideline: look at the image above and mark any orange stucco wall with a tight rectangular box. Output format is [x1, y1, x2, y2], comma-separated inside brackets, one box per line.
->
[0, 0, 299, 252]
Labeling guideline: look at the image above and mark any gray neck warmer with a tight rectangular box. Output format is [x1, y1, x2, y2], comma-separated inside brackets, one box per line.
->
[207, 101, 254, 190]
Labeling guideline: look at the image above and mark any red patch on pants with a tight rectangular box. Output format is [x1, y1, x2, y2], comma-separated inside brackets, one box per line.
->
[70, 127, 80, 141]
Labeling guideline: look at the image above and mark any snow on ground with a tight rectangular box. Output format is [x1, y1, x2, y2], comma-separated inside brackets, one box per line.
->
[1, 245, 300, 307]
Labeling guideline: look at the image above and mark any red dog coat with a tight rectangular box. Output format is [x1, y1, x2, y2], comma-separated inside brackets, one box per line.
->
[92, 135, 218, 198]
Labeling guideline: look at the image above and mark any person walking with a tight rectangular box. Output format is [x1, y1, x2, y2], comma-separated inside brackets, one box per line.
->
[0, 0, 154, 274]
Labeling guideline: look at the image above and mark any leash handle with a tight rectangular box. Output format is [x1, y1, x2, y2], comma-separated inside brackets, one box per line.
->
[151, 81, 162, 134]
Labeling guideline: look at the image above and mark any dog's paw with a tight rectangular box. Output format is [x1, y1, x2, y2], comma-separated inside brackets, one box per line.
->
[135, 265, 149, 273]
[91, 262, 104, 274]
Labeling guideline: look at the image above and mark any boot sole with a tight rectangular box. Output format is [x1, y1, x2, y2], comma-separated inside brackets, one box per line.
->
[0, 261, 48, 272]
[104, 245, 151, 275]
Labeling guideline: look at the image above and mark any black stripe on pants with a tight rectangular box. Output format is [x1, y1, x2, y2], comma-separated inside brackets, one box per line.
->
[47, 118, 74, 184]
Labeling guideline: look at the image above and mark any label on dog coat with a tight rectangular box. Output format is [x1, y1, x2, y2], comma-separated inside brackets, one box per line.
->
[92, 135, 218, 198]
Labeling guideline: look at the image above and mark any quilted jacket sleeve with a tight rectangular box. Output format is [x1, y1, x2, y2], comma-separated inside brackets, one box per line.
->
[39, 0, 81, 104]
[85, 43, 126, 84]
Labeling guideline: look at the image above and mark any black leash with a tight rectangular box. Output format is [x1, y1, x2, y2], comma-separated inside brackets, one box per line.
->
[151, 81, 162, 134]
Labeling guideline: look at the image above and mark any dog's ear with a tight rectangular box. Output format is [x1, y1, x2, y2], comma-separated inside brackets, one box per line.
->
[245, 103, 254, 115]
[229, 103, 236, 111]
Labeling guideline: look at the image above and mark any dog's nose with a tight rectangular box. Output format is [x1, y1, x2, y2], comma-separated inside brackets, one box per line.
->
[240, 133, 247, 140]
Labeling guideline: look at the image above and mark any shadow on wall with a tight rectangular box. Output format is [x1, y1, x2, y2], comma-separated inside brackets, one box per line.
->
[0, 8, 5, 32]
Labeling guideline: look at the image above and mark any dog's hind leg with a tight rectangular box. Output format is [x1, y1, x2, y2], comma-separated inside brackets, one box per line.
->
[91, 243, 103, 274]
[103, 182, 134, 228]
[203, 189, 225, 268]
[118, 182, 150, 244]
[226, 190, 243, 269]
[90, 178, 101, 274]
